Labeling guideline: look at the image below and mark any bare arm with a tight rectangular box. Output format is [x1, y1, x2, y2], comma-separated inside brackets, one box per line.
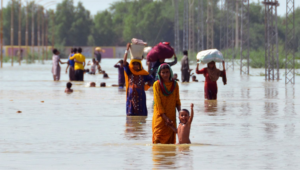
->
[189, 103, 194, 124]
[123, 43, 131, 65]
[59, 60, 66, 64]
[169, 125, 177, 133]
[222, 61, 225, 71]
[65, 63, 69, 73]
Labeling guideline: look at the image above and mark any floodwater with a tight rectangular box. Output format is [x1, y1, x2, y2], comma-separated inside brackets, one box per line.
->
[0, 59, 300, 170]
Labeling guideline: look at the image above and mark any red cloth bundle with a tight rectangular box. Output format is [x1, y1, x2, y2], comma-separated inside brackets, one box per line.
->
[147, 42, 174, 62]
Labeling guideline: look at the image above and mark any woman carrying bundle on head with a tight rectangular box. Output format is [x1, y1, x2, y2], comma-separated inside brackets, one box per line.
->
[152, 63, 181, 144]
[123, 43, 153, 116]
[196, 60, 227, 100]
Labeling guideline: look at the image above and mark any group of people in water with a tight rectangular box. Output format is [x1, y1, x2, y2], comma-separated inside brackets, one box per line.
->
[53, 43, 227, 144]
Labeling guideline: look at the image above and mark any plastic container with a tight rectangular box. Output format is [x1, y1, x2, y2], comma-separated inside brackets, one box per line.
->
[147, 42, 174, 62]
[129, 44, 145, 60]
[196, 49, 224, 64]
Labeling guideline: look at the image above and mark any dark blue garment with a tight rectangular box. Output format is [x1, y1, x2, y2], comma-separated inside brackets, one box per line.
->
[124, 64, 153, 116]
[68, 54, 75, 67]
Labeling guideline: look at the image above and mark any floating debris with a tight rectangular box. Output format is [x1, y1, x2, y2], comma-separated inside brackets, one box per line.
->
[41, 101, 44, 103]
[17, 111, 22, 113]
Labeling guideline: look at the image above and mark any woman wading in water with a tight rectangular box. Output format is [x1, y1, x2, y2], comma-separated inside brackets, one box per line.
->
[152, 63, 181, 144]
[195, 61, 227, 100]
[123, 43, 153, 116]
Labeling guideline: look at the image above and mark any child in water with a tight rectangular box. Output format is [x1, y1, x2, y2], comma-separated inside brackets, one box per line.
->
[65, 82, 73, 93]
[169, 103, 194, 144]
[100, 82, 106, 87]
[178, 103, 194, 144]
[173, 73, 179, 82]
[192, 75, 198, 82]
[114, 60, 125, 88]
[90, 82, 96, 87]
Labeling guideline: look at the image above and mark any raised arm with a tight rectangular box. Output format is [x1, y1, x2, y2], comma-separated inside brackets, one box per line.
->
[123, 43, 131, 65]
[189, 103, 194, 125]
[195, 61, 206, 74]
[167, 54, 177, 66]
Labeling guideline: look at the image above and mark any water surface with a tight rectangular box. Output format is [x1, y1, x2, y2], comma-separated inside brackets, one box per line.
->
[0, 59, 300, 169]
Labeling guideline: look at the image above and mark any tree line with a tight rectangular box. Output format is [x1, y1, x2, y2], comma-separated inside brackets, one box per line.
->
[2, 0, 300, 53]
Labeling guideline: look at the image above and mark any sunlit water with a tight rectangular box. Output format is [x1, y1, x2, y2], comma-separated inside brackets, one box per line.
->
[0, 59, 300, 169]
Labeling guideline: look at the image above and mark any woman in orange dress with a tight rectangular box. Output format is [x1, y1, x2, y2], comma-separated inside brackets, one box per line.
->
[152, 63, 181, 144]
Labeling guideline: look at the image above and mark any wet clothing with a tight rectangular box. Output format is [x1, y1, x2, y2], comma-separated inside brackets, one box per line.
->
[95, 51, 102, 63]
[69, 53, 86, 71]
[152, 64, 181, 144]
[124, 60, 153, 116]
[181, 55, 190, 82]
[149, 57, 177, 83]
[69, 66, 75, 81]
[68, 54, 75, 81]
[114, 64, 125, 87]
[152, 81, 180, 144]
[195, 68, 225, 100]
[75, 70, 84, 81]
[68, 54, 75, 67]
[52, 55, 61, 80]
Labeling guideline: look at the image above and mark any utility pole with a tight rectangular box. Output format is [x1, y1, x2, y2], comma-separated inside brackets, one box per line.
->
[235, 0, 239, 49]
[41, 7, 44, 63]
[206, 0, 214, 49]
[197, 0, 204, 51]
[263, 0, 279, 81]
[51, 10, 54, 49]
[285, 0, 295, 84]
[240, 0, 250, 75]
[183, 0, 189, 51]
[45, 11, 48, 60]
[18, 0, 21, 66]
[188, 0, 195, 52]
[174, 0, 180, 53]
[37, 6, 40, 62]
[0, 0, 3, 68]
[31, 3, 34, 62]
[11, 0, 14, 66]
[225, 0, 235, 70]
[25, 1, 29, 64]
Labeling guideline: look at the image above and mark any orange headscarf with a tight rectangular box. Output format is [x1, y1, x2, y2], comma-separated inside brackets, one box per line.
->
[124, 59, 151, 96]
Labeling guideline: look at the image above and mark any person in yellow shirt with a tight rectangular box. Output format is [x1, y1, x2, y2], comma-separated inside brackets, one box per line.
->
[69, 47, 86, 81]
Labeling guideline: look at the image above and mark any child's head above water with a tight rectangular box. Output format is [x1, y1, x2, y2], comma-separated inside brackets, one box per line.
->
[103, 73, 109, 78]
[90, 82, 96, 87]
[173, 73, 178, 79]
[192, 75, 196, 80]
[179, 109, 190, 124]
[66, 82, 72, 89]
[73, 48, 78, 53]
[100, 82, 106, 87]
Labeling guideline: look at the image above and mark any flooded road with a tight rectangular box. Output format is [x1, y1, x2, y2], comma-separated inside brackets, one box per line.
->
[0, 59, 300, 169]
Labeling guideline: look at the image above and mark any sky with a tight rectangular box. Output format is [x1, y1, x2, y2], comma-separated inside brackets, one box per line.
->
[2, 0, 300, 16]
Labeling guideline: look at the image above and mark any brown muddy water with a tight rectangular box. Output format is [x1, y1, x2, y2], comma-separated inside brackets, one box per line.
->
[0, 59, 300, 170]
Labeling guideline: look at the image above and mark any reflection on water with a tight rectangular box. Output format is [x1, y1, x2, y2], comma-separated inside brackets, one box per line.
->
[152, 145, 193, 169]
[152, 145, 177, 169]
[125, 116, 147, 140]
[1, 61, 300, 169]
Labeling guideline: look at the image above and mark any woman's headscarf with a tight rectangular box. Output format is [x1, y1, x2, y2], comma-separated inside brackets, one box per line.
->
[207, 61, 227, 85]
[156, 63, 177, 96]
[124, 59, 151, 96]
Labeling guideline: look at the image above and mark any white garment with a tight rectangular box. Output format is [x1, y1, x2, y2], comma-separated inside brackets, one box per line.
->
[90, 62, 97, 74]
